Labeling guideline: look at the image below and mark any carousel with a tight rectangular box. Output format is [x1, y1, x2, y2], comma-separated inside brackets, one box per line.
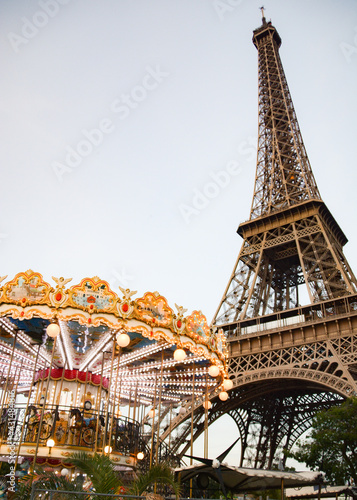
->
[0, 270, 229, 475]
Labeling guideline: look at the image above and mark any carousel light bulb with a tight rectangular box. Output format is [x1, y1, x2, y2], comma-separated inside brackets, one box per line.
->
[104, 446, 112, 454]
[173, 348, 186, 361]
[116, 332, 130, 347]
[203, 400, 212, 410]
[46, 323, 60, 338]
[208, 365, 220, 377]
[46, 438, 55, 455]
[223, 378, 233, 391]
[137, 452, 144, 460]
[219, 391, 229, 401]
[47, 438, 55, 448]
[61, 468, 69, 476]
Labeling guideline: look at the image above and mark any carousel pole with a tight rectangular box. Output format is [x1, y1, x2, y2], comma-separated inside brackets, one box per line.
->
[0, 329, 18, 419]
[190, 365, 196, 457]
[117, 369, 122, 418]
[102, 337, 115, 454]
[133, 380, 139, 459]
[168, 403, 172, 451]
[133, 381, 138, 423]
[52, 380, 58, 406]
[0, 366, 5, 405]
[108, 347, 121, 454]
[140, 402, 145, 430]
[190, 364, 196, 498]
[94, 351, 105, 453]
[204, 374, 209, 459]
[155, 350, 164, 465]
[73, 371, 80, 409]
[31, 325, 59, 473]
[14, 343, 42, 470]
[128, 387, 132, 420]
[13, 358, 23, 393]
[149, 371, 158, 468]
[12, 359, 23, 408]
[33, 371, 42, 406]
[81, 368, 89, 409]
[36, 358, 47, 406]
[55, 362, 66, 408]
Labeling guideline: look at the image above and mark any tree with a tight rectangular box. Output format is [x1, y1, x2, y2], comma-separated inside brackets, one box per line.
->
[14, 452, 181, 499]
[13, 467, 86, 500]
[290, 397, 357, 485]
[127, 462, 181, 498]
[66, 451, 123, 495]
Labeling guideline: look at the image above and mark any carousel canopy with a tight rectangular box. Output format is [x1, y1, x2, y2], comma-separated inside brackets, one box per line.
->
[0, 270, 228, 406]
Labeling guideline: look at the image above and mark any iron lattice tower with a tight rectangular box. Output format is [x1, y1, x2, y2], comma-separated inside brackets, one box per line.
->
[211, 15, 357, 467]
[161, 16, 357, 469]
[214, 17, 357, 324]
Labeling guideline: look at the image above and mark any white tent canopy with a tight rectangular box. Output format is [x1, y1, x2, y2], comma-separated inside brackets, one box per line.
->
[176, 464, 324, 493]
[286, 485, 357, 499]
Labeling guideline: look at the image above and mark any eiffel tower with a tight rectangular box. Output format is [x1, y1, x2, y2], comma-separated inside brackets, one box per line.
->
[163, 13, 357, 469]
[210, 12, 357, 468]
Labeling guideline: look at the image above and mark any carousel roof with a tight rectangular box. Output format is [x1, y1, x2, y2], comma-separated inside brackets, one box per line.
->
[0, 270, 228, 406]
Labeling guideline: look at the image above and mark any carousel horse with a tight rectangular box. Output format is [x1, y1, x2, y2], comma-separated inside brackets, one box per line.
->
[25, 405, 39, 441]
[25, 405, 55, 442]
[69, 408, 105, 445]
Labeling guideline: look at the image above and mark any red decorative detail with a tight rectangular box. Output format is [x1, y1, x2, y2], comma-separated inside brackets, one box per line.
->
[87, 296, 96, 303]
[122, 303, 129, 312]
[177, 320, 182, 328]
[22, 298, 26, 303]
[77, 371, 88, 382]
[152, 318, 156, 323]
[88, 318, 92, 324]
[34, 368, 109, 388]
[55, 292, 62, 302]
[35, 457, 62, 466]
[20, 311, 24, 317]
[89, 304, 94, 310]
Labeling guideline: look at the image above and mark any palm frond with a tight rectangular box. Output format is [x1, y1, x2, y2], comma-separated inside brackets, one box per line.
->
[14, 466, 86, 500]
[129, 462, 180, 499]
[65, 452, 123, 494]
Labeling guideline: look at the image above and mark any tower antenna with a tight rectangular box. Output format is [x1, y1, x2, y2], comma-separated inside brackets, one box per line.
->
[260, 5, 266, 25]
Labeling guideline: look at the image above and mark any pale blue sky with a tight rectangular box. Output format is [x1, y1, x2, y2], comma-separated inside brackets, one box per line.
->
[1, 0, 357, 465]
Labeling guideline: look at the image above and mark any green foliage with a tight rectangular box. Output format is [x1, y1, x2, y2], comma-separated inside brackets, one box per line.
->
[249, 488, 282, 500]
[290, 397, 357, 485]
[128, 462, 180, 498]
[15, 453, 180, 500]
[13, 466, 85, 499]
[65, 451, 123, 494]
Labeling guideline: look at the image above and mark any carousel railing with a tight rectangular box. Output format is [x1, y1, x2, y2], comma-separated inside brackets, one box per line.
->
[0, 404, 141, 456]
